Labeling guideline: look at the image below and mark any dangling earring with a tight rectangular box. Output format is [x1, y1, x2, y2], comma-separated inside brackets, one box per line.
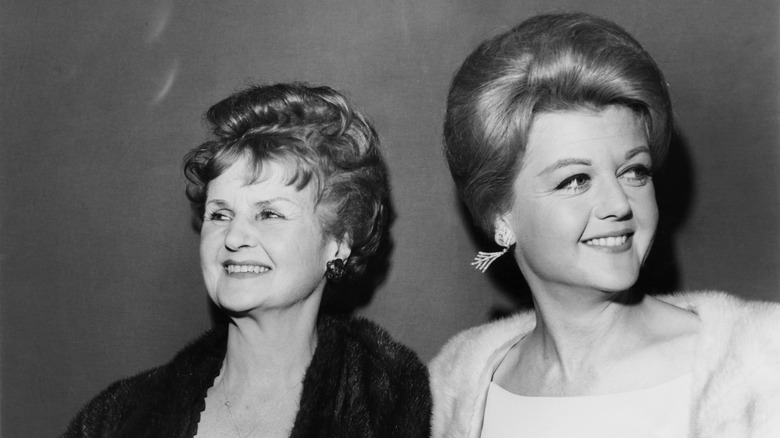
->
[326, 258, 347, 281]
[471, 227, 513, 273]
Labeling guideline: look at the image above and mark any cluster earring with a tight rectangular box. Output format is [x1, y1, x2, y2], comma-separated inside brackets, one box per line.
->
[471, 227, 514, 273]
[326, 258, 347, 281]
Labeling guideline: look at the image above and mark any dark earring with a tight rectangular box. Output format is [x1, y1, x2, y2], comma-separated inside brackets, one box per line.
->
[326, 259, 347, 281]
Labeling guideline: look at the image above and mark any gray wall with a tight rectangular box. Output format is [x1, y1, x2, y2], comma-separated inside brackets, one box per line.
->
[2, 0, 778, 436]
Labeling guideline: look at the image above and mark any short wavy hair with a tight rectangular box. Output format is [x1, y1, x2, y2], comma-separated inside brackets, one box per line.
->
[444, 12, 673, 235]
[184, 82, 390, 280]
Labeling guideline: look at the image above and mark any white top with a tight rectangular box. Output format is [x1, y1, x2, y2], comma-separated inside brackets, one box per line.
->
[480, 373, 692, 438]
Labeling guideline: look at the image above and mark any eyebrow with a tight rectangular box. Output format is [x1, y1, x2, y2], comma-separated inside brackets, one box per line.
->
[254, 197, 299, 208]
[538, 158, 592, 176]
[204, 197, 299, 208]
[537, 145, 652, 176]
[205, 199, 229, 208]
[624, 146, 651, 160]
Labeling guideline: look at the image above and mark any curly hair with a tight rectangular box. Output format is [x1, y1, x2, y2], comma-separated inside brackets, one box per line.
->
[444, 12, 673, 236]
[183, 82, 390, 280]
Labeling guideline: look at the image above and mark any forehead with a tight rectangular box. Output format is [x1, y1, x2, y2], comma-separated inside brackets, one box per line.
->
[207, 158, 316, 203]
[523, 107, 647, 167]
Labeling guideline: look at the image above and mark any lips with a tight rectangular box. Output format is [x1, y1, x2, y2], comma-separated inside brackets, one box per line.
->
[223, 261, 271, 274]
[583, 235, 629, 247]
[582, 230, 634, 249]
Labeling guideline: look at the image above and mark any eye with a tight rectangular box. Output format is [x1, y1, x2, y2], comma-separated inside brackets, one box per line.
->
[258, 210, 284, 220]
[205, 210, 232, 222]
[620, 165, 653, 187]
[555, 174, 590, 192]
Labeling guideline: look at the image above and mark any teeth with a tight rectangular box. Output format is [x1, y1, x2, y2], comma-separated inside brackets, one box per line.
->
[226, 265, 269, 274]
[585, 235, 628, 247]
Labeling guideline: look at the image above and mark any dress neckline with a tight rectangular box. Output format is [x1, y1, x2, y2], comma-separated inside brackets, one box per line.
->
[489, 372, 693, 399]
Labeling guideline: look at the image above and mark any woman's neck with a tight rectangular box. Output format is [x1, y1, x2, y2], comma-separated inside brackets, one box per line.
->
[528, 286, 647, 377]
[221, 305, 319, 396]
[494, 284, 700, 396]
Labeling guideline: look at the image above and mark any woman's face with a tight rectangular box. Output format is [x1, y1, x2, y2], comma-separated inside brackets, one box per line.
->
[501, 106, 658, 295]
[199, 156, 340, 314]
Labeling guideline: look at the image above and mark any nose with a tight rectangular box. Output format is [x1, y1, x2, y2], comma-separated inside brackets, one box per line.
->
[224, 216, 259, 251]
[594, 178, 633, 221]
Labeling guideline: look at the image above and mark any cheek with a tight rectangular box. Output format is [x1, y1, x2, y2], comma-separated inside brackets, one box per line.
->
[271, 225, 328, 267]
[633, 188, 659, 231]
[300, 234, 331, 268]
[513, 199, 589, 274]
[199, 227, 223, 263]
[521, 198, 583, 239]
[514, 203, 561, 254]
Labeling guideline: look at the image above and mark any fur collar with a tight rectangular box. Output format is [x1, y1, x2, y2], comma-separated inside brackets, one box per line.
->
[63, 315, 431, 438]
[430, 291, 780, 438]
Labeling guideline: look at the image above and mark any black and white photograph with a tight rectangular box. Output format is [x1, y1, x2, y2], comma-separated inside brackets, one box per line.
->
[2, 1, 778, 436]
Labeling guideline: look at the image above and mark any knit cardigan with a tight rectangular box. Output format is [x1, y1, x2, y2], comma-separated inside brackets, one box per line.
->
[62, 316, 432, 438]
[430, 291, 780, 438]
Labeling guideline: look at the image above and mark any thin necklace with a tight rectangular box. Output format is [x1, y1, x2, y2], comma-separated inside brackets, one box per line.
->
[220, 375, 303, 438]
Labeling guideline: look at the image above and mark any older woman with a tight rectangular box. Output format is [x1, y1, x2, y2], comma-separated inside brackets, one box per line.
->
[63, 83, 431, 437]
[431, 12, 780, 438]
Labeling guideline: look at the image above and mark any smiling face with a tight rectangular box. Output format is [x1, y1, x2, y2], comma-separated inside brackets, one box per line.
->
[199, 156, 343, 315]
[499, 106, 658, 296]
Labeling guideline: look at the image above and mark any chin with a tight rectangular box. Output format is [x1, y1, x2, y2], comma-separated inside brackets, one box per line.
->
[592, 273, 639, 293]
[211, 289, 265, 313]
[584, 265, 640, 293]
[588, 257, 643, 291]
[214, 300, 255, 316]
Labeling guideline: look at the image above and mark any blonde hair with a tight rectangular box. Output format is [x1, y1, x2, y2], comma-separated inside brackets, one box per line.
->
[444, 12, 672, 235]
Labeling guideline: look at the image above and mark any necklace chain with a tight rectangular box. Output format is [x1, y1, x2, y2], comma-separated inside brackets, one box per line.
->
[220, 375, 302, 438]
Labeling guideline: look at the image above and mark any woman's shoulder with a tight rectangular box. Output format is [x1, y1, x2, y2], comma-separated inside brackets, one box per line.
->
[658, 291, 780, 358]
[61, 364, 168, 437]
[309, 316, 431, 437]
[661, 290, 780, 380]
[319, 315, 427, 378]
[61, 328, 225, 437]
[426, 311, 534, 438]
[429, 310, 536, 380]
[663, 291, 780, 435]
[658, 290, 780, 335]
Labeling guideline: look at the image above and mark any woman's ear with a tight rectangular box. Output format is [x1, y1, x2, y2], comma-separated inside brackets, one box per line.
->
[472, 215, 517, 273]
[492, 216, 515, 248]
[334, 233, 352, 260]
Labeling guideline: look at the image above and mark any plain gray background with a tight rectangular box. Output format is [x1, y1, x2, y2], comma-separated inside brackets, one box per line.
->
[1, 0, 778, 436]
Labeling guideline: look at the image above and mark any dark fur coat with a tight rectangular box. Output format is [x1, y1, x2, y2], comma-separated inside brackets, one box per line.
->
[62, 316, 431, 438]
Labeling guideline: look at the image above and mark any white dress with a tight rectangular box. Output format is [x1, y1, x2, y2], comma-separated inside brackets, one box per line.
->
[480, 373, 692, 438]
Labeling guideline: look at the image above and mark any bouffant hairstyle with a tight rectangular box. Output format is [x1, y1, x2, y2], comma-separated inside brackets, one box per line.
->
[184, 82, 390, 280]
[444, 12, 673, 236]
